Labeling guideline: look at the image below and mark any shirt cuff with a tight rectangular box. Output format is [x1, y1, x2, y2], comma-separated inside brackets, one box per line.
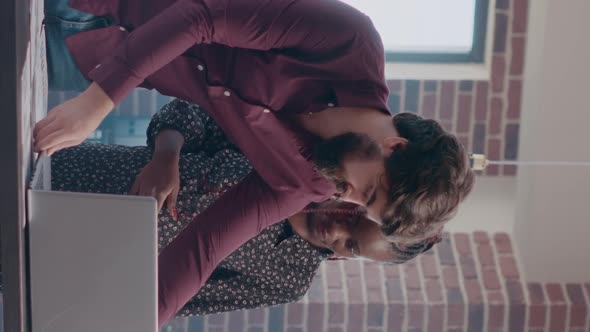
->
[88, 57, 144, 105]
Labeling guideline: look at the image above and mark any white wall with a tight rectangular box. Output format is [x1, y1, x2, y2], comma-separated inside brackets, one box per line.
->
[513, 0, 590, 282]
[446, 176, 516, 234]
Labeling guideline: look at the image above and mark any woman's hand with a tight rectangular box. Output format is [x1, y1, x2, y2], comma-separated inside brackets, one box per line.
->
[130, 151, 181, 218]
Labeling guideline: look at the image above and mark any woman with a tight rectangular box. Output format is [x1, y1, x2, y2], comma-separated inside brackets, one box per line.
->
[177, 199, 436, 317]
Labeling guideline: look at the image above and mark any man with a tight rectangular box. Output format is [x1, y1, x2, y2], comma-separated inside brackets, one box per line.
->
[35, 0, 474, 325]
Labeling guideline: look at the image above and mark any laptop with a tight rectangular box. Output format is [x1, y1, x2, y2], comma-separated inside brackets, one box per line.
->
[27, 156, 158, 332]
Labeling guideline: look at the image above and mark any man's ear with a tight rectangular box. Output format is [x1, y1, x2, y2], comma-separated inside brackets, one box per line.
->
[382, 136, 408, 154]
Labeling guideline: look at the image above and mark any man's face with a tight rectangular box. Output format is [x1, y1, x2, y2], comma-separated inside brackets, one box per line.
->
[312, 133, 390, 223]
[298, 201, 394, 261]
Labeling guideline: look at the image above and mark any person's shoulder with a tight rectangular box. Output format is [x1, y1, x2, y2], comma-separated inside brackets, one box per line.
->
[282, 0, 376, 39]
[304, 1, 384, 64]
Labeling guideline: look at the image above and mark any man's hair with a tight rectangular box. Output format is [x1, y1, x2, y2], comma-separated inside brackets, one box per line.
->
[381, 113, 475, 243]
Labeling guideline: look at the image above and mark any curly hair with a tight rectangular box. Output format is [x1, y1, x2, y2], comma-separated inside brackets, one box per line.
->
[381, 113, 475, 243]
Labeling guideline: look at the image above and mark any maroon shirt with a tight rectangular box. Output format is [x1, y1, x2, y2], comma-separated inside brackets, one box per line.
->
[66, 0, 389, 325]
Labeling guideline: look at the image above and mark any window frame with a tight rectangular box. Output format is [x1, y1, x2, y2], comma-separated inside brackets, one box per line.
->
[385, 0, 495, 80]
[384, 0, 490, 64]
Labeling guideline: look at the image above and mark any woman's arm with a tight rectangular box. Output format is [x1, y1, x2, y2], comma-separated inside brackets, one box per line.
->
[131, 122, 185, 214]
[134, 99, 237, 213]
[152, 130, 184, 158]
[146, 99, 220, 154]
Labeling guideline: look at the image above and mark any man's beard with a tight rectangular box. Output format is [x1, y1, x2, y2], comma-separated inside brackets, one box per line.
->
[311, 132, 381, 194]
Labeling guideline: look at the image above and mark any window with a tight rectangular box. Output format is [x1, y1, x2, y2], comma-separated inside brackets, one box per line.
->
[340, 0, 492, 79]
[128, 120, 136, 135]
[341, 0, 488, 63]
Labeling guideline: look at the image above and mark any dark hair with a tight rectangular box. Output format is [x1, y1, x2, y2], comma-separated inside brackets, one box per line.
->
[389, 235, 441, 264]
[381, 113, 474, 243]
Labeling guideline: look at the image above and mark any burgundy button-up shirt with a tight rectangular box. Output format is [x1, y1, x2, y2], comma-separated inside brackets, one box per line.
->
[66, 0, 389, 325]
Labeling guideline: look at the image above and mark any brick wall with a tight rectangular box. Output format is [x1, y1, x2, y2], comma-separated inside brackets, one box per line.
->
[163, 232, 589, 332]
[386, 0, 528, 177]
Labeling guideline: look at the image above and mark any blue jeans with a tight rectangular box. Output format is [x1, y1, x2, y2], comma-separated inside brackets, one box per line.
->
[44, 0, 113, 92]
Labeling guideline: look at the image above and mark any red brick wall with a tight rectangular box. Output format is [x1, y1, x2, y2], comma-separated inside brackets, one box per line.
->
[386, 0, 528, 176]
[163, 232, 589, 332]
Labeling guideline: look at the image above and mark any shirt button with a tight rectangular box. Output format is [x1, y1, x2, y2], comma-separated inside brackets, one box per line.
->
[328, 103, 335, 107]
[119, 26, 126, 32]
[263, 109, 270, 113]
[224, 91, 231, 97]
[197, 65, 204, 71]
